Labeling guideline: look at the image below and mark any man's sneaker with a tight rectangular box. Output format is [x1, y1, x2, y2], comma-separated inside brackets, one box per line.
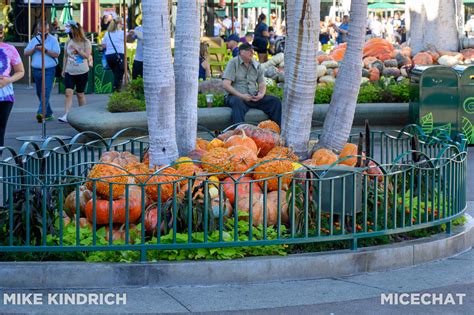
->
[45, 115, 55, 121]
[36, 114, 43, 123]
[58, 114, 68, 123]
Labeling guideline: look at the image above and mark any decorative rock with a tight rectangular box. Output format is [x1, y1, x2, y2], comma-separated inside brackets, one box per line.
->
[369, 60, 384, 73]
[437, 55, 460, 67]
[317, 65, 327, 78]
[362, 68, 370, 78]
[326, 68, 335, 76]
[321, 60, 339, 69]
[319, 75, 336, 84]
[384, 59, 398, 68]
[382, 67, 401, 78]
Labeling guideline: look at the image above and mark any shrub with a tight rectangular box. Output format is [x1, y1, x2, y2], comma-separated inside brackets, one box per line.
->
[107, 92, 146, 113]
[315, 83, 334, 104]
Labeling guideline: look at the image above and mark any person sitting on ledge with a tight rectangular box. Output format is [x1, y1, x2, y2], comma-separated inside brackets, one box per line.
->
[222, 43, 282, 125]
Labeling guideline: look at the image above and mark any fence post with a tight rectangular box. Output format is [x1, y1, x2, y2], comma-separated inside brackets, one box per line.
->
[445, 220, 452, 235]
[352, 237, 358, 250]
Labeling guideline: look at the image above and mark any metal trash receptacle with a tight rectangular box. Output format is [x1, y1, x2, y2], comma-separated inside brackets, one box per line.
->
[457, 65, 474, 144]
[409, 66, 459, 136]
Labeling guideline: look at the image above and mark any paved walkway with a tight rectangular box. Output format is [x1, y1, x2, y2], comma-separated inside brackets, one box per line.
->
[1, 85, 473, 314]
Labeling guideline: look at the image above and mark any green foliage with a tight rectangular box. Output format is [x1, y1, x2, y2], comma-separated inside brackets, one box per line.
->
[107, 91, 146, 113]
[357, 83, 383, 103]
[266, 85, 283, 100]
[314, 83, 334, 104]
[197, 93, 225, 108]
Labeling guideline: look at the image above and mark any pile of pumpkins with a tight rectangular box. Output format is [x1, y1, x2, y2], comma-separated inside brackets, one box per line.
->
[63, 120, 369, 238]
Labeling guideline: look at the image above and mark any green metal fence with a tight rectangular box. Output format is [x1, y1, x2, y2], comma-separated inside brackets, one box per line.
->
[0, 125, 468, 261]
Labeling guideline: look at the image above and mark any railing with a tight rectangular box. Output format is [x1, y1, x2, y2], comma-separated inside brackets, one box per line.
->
[0, 126, 468, 261]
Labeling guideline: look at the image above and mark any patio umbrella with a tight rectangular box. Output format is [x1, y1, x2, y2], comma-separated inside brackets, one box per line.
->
[59, 2, 74, 25]
[50, 1, 57, 24]
[368, 2, 404, 10]
[240, 0, 278, 9]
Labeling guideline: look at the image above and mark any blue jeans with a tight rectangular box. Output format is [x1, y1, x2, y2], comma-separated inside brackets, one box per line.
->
[33, 67, 55, 117]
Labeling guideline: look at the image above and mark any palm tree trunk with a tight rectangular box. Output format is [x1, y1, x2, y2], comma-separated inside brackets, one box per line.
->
[281, 0, 296, 137]
[406, 0, 459, 54]
[281, 0, 320, 158]
[143, 0, 179, 166]
[174, 0, 200, 156]
[318, 0, 368, 152]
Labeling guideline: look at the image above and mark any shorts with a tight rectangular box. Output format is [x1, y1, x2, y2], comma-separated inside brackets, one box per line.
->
[252, 37, 268, 54]
[64, 72, 89, 93]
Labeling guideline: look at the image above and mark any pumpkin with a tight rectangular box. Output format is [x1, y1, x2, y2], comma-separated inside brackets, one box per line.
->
[188, 148, 207, 165]
[365, 160, 383, 178]
[363, 56, 379, 69]
[63, 216, 91, 229]
[413, 52, 433, 65]
[144, 205, 173, 235]
[426, 50, 440, 63]
[461, 48, 474, 60]
[142, 148, 150, 166]
[146, 167, 182, 202]
[100, 151, 139, 167]
[235, 124, 282, 157]
[124, 162, 150, 184]
[235, 191, 291, 227]
[86, 164, 129, 200]
[311, 148, 338, 165]
[104, 224, 140, 243]
[207, 138, 224, 151]
[317, 54, 333, 64]
[257, 120, 281, 134]
[228, 145, 258, 173]
[64, 186, 92, 217]
[253, 159, 294, 191]
[369, 60, 384, 73]
[224, 130, 259, 154]
[363, 38, 394, 60]
[201, 147, 234, 179]
[85, 186, 143, 224]
[338, 143, 358, 166]
[222, 174, 262, 204]
[401, 46, 412, 57]
[368, 67, 380, 82]
[196, 138, 209, 151]
[265, 146, 299, 161]
[329, 43, 347, 61]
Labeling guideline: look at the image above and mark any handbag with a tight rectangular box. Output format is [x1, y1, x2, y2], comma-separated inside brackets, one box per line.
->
[108, 31, 124, 67]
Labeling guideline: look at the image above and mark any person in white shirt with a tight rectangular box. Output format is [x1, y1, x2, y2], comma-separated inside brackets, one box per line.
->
[465, 15, 474, 38]
[214, 18, 223, 37]
[369, 15, 384, 38]
[128, 25, 143, 79]
[233, 17, 241, 36]
[101, 16, 125, 91]
[222, 16, 232, 36]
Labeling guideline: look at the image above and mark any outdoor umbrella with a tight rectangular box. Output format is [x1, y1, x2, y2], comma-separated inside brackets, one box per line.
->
[239, 0, 278, 9]
[59, 2, 74, 25]
[368, 2, 404, 10]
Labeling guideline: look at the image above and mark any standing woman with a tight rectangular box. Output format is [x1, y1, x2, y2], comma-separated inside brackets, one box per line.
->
[198, 42, 211, 81]
[253, 14, 270, 63]
[24, 22, 60, 122]
[0, 24, 25, 146]
[102, 16, 125, 92]
[59, 20, 91, 123]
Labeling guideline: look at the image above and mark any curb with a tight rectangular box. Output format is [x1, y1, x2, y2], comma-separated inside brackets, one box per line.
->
[68, 102, 409, 138]
[0, 214, 471, 289]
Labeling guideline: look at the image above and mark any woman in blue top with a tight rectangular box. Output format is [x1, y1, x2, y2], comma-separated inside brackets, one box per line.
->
[24, 22, 60, 122]
[252, 14, 270, 63]
[198, 42, 210, 81]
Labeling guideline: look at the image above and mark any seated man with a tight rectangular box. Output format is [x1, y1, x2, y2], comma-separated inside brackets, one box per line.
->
[222, 43, 282, 125]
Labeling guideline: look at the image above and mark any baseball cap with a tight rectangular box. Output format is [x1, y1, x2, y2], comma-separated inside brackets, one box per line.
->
[238, 42, 256, 52]
[225, 34, 240, 43]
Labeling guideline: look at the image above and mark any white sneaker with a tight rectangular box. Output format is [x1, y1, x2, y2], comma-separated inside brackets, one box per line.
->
[58, 114, 68, 123]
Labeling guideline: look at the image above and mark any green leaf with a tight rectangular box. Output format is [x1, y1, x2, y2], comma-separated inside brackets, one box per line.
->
[421, 112, 434, 135]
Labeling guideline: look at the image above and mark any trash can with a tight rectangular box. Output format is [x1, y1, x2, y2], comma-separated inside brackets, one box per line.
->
[409, 66, 460, 136]
[457, 65, 474, 144]
[92, 45, 115, 94]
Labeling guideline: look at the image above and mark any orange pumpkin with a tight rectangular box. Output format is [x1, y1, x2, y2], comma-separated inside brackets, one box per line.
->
[401, 46, 412, 57]
[363, 38, 394, 60]
[329, 43, 347, 61]
[146, 167, 182, 202]
[311, 148, 338, 166]
[338, 143, 358, 166]
[86, 164, 129, 200]
[201, 147, 234, 179]
[223, 174, 262, 204]
[265, 146, 299, 161]
[252, 159, 294, 191]
[235, 124, 282, 157]
[224, 130, 259, 154]
[196, 138, 209, 151]
[207, 138, 224, 151]
[64, 186, 92, 217]
[368, 67, 380, 82]
[85, 186, 143, 224]
[100, 151, 139, 167]
[363, 56, 379, 69]
[257, 120, 281, 134]
[228, 145, 258, 173]
[317, 54, 334, 64]
[125, 162, 150, 184]
[413, 52, 433, 65]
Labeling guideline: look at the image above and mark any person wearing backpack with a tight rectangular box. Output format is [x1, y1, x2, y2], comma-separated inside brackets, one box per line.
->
[58, 20, 91, 123]
[102, 16, 126, 92]
[24, 22, 60, 122]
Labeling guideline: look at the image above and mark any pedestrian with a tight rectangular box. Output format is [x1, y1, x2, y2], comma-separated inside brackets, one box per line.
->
[465, 15, 474, 38]
[369, 15, 384, 38]
[101, 16, 126, 92]
[225, 34, 240, 57]
[24, 22, 60, 122]
[58, 20, 91, 123]
[0, 24, 25, 147]
[199, 42, 211, 81]
[222, 16, 232, 37]
[222, 43, 282, 125]
[335, 15, 350, 44]
[128, 24, 143, 80]
[252, 13, 270, 63]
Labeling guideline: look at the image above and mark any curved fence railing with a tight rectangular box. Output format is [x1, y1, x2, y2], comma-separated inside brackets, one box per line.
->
[0, 126, 468, 261]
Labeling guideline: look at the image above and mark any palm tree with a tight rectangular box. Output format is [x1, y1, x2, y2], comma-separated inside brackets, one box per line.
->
[174, 0, 200, 156]
[318, 0, 368, 152]
[406, 0, 460, 54]
[281, 0, 320, 158]
[143, 0, 179, 166]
